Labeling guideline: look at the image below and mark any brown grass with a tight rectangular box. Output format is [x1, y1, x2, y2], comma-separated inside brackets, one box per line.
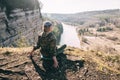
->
[65, 47, 120, 74]
[0, 47, 32, 54]
[0, 46, 120, 74]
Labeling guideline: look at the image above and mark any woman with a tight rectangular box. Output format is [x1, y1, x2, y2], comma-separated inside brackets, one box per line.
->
[29, 21, 58, 71]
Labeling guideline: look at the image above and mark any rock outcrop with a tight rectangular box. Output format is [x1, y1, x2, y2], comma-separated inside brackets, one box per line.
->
[0, 0, 43, 47]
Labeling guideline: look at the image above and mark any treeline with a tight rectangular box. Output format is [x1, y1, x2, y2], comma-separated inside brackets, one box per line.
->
[53, 22, 63, 44]
[51, 9, 120, 29]
[97, 27, 113, 32]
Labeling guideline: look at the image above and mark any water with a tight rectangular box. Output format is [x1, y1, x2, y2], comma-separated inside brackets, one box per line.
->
[60, 23, 80, 48]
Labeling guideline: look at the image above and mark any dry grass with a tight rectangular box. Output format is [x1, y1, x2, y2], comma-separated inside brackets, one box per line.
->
[81, 37, 88, 43]
[65, 47, 120, 74]
[0, 47, 33, 54]
[107, 36, 118, 41]
[0, 46, 120, 74]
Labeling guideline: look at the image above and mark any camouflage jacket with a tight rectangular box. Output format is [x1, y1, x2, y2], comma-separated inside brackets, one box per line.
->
[33, 32, 57, 58]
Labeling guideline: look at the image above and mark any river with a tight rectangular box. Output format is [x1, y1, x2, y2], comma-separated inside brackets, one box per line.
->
[60, 23, 80, 48]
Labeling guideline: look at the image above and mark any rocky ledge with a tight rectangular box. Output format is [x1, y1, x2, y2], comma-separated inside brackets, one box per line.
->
[0, 47, 120, 80]
[0, 0, 42, 47]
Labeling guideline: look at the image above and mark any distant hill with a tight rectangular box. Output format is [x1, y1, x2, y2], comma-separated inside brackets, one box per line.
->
[44, 9, 120, 26]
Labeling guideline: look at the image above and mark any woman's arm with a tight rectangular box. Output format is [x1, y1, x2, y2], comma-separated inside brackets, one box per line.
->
[33, 36, 41, 50]
[29, 36, 41, 56]
[49, 38, 58, 68]
[29, 48, 34, 56]
[53, 56, 58, 68]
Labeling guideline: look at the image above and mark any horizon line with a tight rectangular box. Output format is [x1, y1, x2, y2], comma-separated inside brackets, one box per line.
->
[41, 8, 120, 14]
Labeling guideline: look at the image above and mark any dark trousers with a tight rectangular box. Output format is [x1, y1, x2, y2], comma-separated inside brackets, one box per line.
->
[42, 59, 60, 73]
[42, 45, 66, 72]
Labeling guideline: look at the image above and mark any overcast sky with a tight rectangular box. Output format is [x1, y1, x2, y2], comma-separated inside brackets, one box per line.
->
[39, 0, 120, 14]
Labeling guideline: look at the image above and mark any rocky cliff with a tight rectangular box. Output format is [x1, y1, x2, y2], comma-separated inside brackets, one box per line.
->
[0, 0, 43, 47]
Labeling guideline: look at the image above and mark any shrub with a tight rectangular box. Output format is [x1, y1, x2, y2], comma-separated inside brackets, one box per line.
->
[82, 37, 88, 43]
[79, 28, 89, 35]
[106, 27, 113, 31]
[16, 36, 28, 47]
[107, 37, 118, 41]
[97, 27, 106, 32]
[105, 55, 120, 63]
[53, 22, 63, 44]
[97, 27, 113, 32]
[3, 51, 12, 56]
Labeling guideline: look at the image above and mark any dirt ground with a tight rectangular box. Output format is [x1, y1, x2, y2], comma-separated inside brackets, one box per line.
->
[0, 47, 120, 80]
[79, 27, 120, 55]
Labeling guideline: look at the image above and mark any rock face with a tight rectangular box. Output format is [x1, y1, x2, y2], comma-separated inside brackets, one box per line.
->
[0, 0, 43, 47]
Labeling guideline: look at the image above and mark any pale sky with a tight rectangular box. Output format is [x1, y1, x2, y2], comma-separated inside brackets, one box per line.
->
[39, 0, 120, 14]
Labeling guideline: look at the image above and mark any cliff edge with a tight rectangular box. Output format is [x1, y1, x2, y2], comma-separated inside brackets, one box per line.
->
[0, 0, 42, 47]
[0, 47, 120, 80]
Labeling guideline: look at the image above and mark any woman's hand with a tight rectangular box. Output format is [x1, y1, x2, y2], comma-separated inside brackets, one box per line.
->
[53, 61, 58, 68]
[29, 52, 33, 56]
[28, 50, 34, 56]
[53, 56, 59, 68]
